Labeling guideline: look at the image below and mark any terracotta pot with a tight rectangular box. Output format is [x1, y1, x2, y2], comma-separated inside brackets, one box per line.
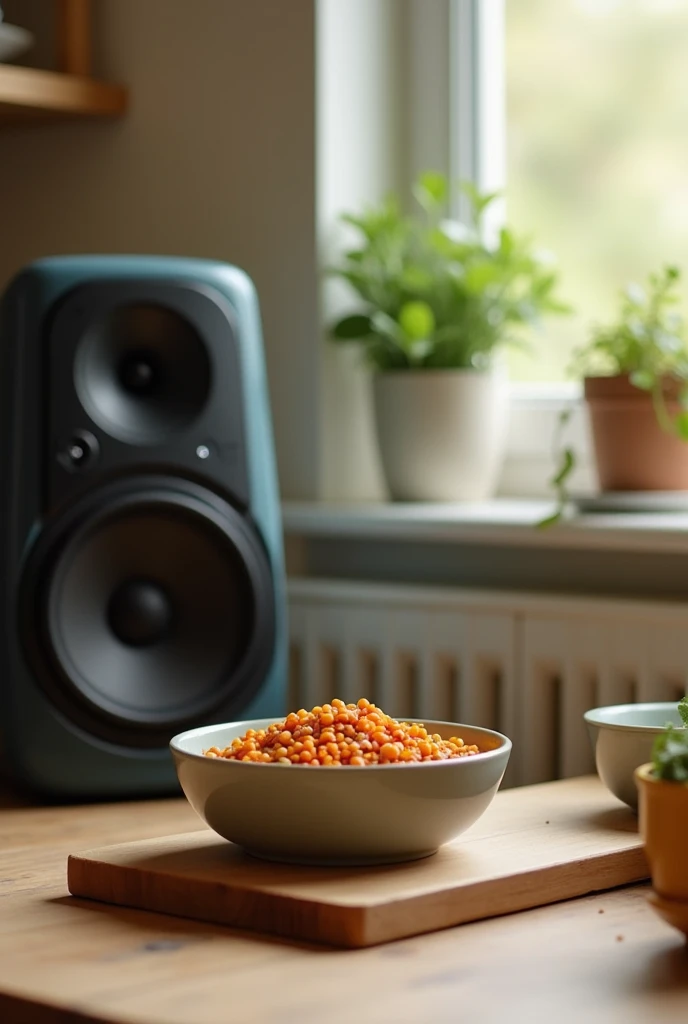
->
[584, 375, 688, 491]
[635, 763, 688, 901]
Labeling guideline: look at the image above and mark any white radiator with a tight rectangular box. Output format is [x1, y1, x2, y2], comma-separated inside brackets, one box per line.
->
[287, 578, 688, 787]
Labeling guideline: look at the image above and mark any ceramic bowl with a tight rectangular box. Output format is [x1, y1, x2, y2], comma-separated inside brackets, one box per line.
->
[0, 23, 34, 63]
[170, 718, 511, 865]
[584, 702, 683, 811]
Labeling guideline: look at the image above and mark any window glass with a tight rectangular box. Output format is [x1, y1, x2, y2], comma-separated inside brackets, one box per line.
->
[506, 0, 688, 382]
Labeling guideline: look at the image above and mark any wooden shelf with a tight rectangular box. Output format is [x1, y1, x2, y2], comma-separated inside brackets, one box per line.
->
[0, 63, 127, 123]
[0, 2, 126, 125]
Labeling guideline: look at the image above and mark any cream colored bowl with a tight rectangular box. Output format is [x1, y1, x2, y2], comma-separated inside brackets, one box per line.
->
[584, 702, 683, 811]
[0, 24, 34, 63]
[170, 718, 511, 865]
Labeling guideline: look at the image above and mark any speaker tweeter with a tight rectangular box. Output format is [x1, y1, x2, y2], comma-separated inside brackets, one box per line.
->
[75, 303, 212, 446]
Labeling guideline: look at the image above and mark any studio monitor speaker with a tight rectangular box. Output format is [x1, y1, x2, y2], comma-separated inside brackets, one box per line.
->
[0, 256, 287, 799]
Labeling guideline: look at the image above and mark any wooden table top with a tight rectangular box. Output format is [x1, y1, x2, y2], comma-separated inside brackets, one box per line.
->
[1, 787, 687, 1024]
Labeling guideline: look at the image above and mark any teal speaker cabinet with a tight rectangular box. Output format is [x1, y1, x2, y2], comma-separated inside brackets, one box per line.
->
[0, 257, 286, 798]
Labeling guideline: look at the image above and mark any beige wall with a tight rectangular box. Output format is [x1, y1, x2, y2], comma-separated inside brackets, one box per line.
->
[0, 0, 320, 499]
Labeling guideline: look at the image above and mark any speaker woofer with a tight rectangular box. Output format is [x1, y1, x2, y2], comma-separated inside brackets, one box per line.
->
[75, 303, 212, 446]
[106, 579, 175, 648]
[22, 478, 276, 746]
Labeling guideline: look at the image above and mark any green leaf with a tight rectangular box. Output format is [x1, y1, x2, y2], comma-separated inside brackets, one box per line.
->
[679, 695, 688, 728]
[537, 511, 564, 530]
[459, 181, 502, 221]
[413, 171, 448, 211]
[407, 339, 433, 363]
[339, 212, 374, 238]
[399, 266, 435, 292]
[498, 227, 515, 257]
[652, 726, 688, 781]
[675, 412, 688, 441]
[363, 337, 409, 371]
[630, 369, 655, 391]
[624, 282, 646, 306]
[551, 447, 575, 488]
[331, 268, 376, 302]
[543, 298, 575, 316]
[330, 314, 373, 340]
[371, 310, 404, 344]
[464, 262, 503, 291]
[398, 300, 436, 341]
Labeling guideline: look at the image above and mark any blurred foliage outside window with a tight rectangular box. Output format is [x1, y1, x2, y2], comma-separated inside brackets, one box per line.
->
[506, 0, 688, 382]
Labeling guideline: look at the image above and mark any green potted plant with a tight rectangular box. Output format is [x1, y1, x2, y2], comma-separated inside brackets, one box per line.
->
[329, 172, 568, 502]
[635, 696, 688, 935]
[547, 266, 688, 523]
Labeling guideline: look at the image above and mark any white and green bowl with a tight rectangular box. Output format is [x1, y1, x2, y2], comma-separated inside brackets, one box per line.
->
[584, 702, 683, 811]
[171, 718, 511, 865]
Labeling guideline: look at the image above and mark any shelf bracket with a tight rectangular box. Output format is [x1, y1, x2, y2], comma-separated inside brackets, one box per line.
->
[57, 0, 92, 77]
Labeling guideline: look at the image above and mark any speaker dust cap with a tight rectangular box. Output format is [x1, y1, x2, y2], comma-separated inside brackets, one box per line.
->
[75, 303, 212, 446]
[25, 479, 276, 745]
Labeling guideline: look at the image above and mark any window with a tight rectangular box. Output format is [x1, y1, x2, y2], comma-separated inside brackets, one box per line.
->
[440, 0, 688, 493]
[320, 0, 688, 497]
[499, 0, 688, 383]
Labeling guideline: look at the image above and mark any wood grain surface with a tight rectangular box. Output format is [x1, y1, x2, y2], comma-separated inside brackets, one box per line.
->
[1, 781, 687, 1024]
[68, 776, 649, 948]
[0, 64, 127, 122]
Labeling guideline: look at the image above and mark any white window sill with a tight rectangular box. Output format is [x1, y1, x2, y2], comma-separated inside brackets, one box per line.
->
[282, 498, 688, 555]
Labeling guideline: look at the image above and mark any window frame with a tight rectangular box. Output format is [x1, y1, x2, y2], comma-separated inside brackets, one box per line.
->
[449, 0, 506, 221]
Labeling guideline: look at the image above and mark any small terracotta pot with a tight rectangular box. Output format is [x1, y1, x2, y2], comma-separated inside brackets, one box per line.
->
[584, 375, 688, 491]
[635, 763, 688, 901]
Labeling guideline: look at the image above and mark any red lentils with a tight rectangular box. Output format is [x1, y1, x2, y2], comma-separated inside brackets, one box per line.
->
[203, 698, 481, 766]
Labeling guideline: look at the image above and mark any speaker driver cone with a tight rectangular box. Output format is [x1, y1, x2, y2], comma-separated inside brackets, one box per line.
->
[75, 304, 212, 446]
[22, 479, 275, 745]
[107, 579, 175, 647]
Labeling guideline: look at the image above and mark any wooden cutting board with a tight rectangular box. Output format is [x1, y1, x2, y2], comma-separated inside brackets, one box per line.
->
[67, 775, 648, 949]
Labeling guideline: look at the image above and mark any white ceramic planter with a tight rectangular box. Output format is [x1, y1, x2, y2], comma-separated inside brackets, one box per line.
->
[372, 369, 508, 501]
